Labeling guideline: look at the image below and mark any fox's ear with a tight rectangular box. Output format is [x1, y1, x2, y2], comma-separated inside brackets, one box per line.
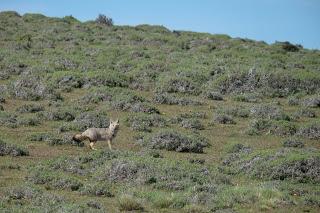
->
[110, 118, 114, 123]
[116, 119, 119, 123]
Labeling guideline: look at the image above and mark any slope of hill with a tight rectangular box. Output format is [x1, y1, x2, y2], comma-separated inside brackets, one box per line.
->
[0, 11, 319, 212]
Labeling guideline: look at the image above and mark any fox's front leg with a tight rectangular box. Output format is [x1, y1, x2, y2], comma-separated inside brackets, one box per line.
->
[107, 140, 112, 150]
[89, 141, 97, 150]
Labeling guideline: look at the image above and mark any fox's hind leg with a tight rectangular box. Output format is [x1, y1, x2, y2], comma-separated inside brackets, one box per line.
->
[89, 140, 97, 150]
[107, 140, 112, 150]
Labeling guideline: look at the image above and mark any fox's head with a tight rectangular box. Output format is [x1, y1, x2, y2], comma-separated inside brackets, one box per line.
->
[109, 119, 120, 130]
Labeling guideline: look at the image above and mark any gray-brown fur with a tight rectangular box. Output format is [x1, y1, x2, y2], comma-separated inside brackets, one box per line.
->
[73, 119, 119, 150]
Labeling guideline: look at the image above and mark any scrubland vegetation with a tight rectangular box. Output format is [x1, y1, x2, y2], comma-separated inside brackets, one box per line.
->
[0, 11, 319, 212]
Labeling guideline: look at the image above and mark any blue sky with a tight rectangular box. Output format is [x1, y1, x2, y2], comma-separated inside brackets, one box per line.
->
[1, 0, 319, 49]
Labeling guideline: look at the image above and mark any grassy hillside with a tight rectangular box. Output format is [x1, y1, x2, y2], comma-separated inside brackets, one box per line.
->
[0, 11, 319, 212]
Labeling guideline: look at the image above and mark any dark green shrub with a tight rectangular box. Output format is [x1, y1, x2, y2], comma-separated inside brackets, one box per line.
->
[275, 41, 300, 52]
[0, 96, 5, 103]
[95, 14, 113, 26]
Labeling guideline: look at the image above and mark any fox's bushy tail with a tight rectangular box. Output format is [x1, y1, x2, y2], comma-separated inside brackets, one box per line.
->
[72, 134, 89, 142]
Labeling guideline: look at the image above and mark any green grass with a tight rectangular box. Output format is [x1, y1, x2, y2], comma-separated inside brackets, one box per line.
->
[0, 10, 319, 212]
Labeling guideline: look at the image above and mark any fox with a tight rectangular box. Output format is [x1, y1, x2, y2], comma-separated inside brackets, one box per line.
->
[72, 119, 119, 150]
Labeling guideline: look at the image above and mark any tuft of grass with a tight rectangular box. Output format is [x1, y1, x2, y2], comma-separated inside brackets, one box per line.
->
[118, 195, 144, 211]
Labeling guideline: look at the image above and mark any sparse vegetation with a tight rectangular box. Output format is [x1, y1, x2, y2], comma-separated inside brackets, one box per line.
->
[0, 11, 319, 212]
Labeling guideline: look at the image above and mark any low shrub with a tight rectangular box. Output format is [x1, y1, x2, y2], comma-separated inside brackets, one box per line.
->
[247, 119, 272, 135]
[0, 112, 18, 128]
[293, 108, 316, 119]
[203, 91, 223, 101]
[95, 14, 113, 26]
[282, 139, 305, 148]
[79, 91, 112, 104]
[247, 119, 296, 136]
[126, 113, 167, 132]
[301, 97, 320, 108]
[145, 130, 209, 153]
[269, 121, 297, 136]
[62, 111, 109, 131]
[0, 96, 5, 103]
[156, 76, 200, 95]
[16, 104, 44, 113]
[106, 160, 143, 182]
[84, 72, 129, 88]
[221, 148, 320, 183]
[16, 116, 41, 126]
[40, 107, 76, 121]
[153, 92, 202, 106]
[217, 106, 250, 118]
[80, 182, 114, 197]
[27, 169, 83, 191]
[227, 143, 252, 154]
[287, 96, 300, 106]
[250, 104, 290, 121]
[111, 92, 159, 113]
[86, 200, 102, 209]
[2, 184, 106, 212]
[0, 139, 29, 156]
[9, 74, 61, 101]
[214, 114, 236, 124]
[180, 118, 204, 130]
[50, 74, 84, 92]
[277, 41, 300, 52]
[232, 93, 261, 103]
[29, 132, 84, 146]
[296, 123, 320, 140]
[171, 112, 207, 122]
